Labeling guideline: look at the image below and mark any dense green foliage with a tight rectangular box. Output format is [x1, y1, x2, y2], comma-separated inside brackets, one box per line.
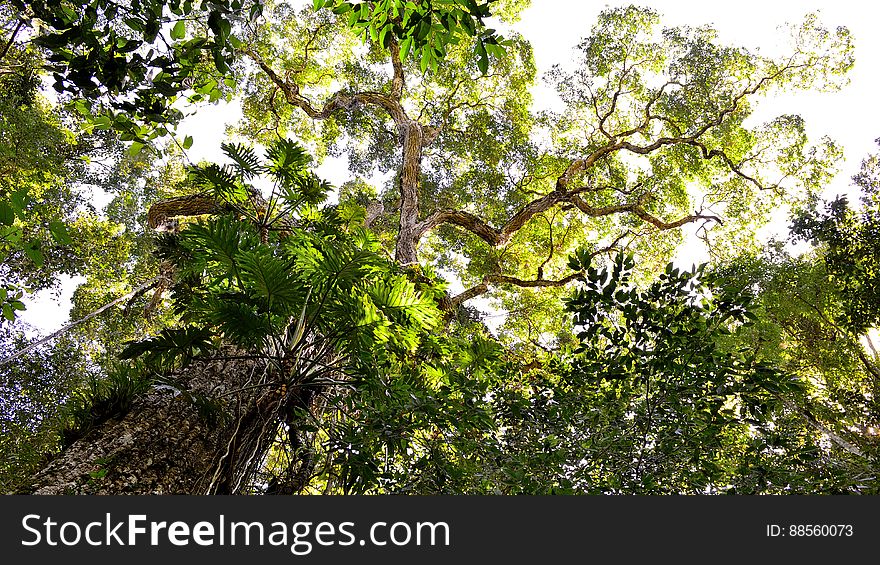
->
[1, 0, 878, 494]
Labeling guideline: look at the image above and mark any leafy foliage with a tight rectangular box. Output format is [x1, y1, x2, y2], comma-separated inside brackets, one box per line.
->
[5, 1, 879, 496]
[0, 25, 131, 323]
[792, 140, 880, 333]
[313, 0, 507, 74]
[481, 255, 804, 493]
[56, 361, 155, 447]
[13, 0, 260, 142]
[119, 326, 215, 370]
[0, 325, 93, 491]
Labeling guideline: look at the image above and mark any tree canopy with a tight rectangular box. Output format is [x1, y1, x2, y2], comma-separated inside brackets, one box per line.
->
[1, 0, 878, 495]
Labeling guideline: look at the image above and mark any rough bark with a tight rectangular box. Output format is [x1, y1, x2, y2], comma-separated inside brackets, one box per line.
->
[147, 195, 228, 230]
[394, 121, 426, 265]
[22, 353, 279, 494]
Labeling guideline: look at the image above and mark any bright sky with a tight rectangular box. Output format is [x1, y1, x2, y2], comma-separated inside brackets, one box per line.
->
[18, 0, 880, 335]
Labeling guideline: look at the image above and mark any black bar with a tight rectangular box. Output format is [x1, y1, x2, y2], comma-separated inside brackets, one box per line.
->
[1, 496, 876, 563]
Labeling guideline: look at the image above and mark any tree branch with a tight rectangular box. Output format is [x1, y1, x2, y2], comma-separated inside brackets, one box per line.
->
[448, 234, 627, 307]
[243, 47, 408, 126]
[388, 36, 405, 99]
[147, 195, 229, 229]
[417, 190, 721, 248]
[0, 277, 162, 368]
[0, 20, 24, 63]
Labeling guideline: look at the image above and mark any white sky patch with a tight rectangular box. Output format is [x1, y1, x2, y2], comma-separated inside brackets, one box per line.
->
[18, 274, 85, 336]
[175, 98, 244, 164]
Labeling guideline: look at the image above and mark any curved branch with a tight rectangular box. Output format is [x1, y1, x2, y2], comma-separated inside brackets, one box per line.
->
[415, 209, 503, 246]
[449, 283, 489, 307]
[244, 47, 408, 125]
[418, 191, 721, 248]
[448, 234, 628, 307]
[449, 273, 583, 308]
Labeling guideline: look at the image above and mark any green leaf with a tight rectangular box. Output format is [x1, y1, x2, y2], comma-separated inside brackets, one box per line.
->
[237, 248, 301, 309]
[48, 221, 73, 245]
[171, 20, 186, 40]
[92, 115, 113, 130]
[400, 36, 413, 60]
[120, 326, 216, 368]
[180, 215, 252, 280]
[24, 241, 43, 267]
[10, 189, 28, 215]
[222, 142, 262, 178]
[128, 141, 145, 156]
[475, 39, 488, 74]
[183, 135, 193, 149]
[0, 201, 13, 226]
[420, 47, 430, 73]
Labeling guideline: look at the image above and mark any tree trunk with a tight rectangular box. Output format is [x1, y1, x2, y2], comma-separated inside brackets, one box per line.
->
[21, 353, 281, 494]
[394, 121, 426, 266]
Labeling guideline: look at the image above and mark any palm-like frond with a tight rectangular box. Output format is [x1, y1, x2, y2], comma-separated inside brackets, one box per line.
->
[265, 139, 310, 185]
[237, 246, 302, 311]
[367, 276, 439, 330]
[222, 142, 263, 180]
[180, 215, 256, 283]
[190, 163, 250, 204]
[120, 326, 215, 369]
[208, 297, 276, 348]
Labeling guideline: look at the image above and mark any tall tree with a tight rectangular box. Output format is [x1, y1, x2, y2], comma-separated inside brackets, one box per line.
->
[5, 1, 873, 494]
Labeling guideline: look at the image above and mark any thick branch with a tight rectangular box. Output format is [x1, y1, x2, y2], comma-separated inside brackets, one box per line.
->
[417, 191, 720, 248]
[415, 209, 502, 246]
[388, 36, 405, 99]
[449, 273, 582, 308]
[147, 195, 228, 229]
[449, 283, 489, 306]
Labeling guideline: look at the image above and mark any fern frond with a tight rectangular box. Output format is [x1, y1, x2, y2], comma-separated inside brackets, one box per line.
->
[368, 277, 440, 330]
[237, 247, 302, 311]
[265, 139, 309, 184]
[190, 163, 250, 204]
[120, 326, 215, 369]
[222, 142, 263, 179]
[209, 298, 276, 347]
[284, 171, 331, 206]
[180, 216, 256, 283]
